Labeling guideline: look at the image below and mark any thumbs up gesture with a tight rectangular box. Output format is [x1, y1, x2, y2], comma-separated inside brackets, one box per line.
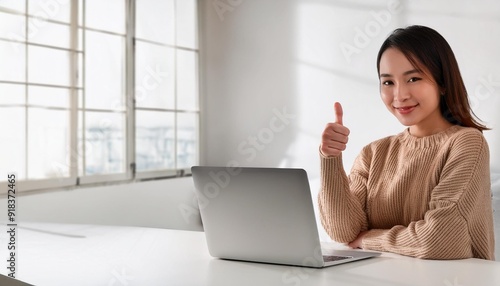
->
[320, 102, 350, 157]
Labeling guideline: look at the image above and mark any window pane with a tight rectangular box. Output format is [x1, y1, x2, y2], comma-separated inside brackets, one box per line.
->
[0, 107, 26, 179]
[28, 45, 70, 86]
[28, 0, 71, 23]
[0, 40, 26, 82]
[28, 108, 69, 179]
[136, 0, 174, 44]
[135, 42, 174, 109]
[176, 0, 197, 49]
[0, 84, 25, 105]
[29, 20, 71, 49]
[85, 31, 124, 110]
[28, 86, 70, 108]
[84, 111, 125, 175]
[0, 12, 25, 41]
[176, 112, 198, 169]
[136, 110, 175, 171]
[177, 49, 198, 110]
[85, 0, 125, 34]
[0, 1, 25, 13]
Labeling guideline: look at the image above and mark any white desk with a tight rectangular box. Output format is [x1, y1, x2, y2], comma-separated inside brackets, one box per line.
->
[1, 222, 499, 286]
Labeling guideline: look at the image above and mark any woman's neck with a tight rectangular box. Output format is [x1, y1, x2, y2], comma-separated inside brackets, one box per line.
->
[409, 115, 454, 137]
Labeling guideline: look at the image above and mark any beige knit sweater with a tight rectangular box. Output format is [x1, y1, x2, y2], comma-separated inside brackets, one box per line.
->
[319, 125, 495, 260]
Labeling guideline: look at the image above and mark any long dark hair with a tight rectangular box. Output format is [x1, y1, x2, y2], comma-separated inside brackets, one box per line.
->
[376, 25, 489, 131]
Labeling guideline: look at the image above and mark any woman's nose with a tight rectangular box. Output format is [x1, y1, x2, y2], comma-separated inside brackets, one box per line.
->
[394, 84, 410, 102]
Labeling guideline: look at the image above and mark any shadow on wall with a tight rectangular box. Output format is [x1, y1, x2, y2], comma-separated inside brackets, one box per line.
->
[202, 0, 298, 168]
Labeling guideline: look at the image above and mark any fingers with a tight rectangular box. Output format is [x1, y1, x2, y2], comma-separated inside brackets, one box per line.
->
[322, 125, 349, 146]
[327, 122, 350, 137]
[321, 141, 347, 156]
[334, 102, 343, 126]
[320, 123, 350, 157]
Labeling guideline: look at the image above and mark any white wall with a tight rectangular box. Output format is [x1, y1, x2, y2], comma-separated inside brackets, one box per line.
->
[200, 0, 500, 258]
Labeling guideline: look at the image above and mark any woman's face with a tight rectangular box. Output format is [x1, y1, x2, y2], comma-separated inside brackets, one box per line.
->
[378, 48, 449, 136]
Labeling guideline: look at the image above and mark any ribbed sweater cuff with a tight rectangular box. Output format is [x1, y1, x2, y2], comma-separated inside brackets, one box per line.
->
[320, 152, 344, 180]
[362, 229, 389, 251]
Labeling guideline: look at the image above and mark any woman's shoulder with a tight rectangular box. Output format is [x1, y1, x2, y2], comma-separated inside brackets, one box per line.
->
[446, 125, 489, 151]
[449, 125, 485, 139]
[442, 125, 487, 146]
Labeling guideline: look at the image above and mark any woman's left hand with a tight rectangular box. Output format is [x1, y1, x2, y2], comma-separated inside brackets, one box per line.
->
[348, 231, 369, 249]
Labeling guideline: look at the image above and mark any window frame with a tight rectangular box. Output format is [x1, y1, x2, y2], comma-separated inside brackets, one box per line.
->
[0, 0, 200, 194]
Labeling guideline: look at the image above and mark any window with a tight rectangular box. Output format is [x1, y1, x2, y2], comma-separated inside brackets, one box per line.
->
[0, 0, 199, 193]
[135, 0, 199, 177]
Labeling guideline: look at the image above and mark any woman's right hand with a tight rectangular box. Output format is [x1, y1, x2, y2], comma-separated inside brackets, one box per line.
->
[320, 102, 350, 157]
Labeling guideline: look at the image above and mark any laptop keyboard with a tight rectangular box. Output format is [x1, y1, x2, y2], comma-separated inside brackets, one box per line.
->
[323, 255, 353, 262]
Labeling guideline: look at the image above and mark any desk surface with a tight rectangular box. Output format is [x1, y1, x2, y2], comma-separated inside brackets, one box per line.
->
[1, 222, 499, 286]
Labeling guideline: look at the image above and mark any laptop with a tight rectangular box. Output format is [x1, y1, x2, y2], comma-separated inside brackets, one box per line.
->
[191, 166, 380, 268]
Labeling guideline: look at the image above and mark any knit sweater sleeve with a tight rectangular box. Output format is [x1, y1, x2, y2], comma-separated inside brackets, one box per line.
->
[362, 130, 495, 260]
[318, 148, 370, 243]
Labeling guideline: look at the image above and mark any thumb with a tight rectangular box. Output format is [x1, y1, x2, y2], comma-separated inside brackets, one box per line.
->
[334, 102, 343, 125]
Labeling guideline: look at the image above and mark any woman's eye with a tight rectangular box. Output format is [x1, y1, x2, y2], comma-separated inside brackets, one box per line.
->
[382, 81, 393, 86]
[408, 77, 421, 83]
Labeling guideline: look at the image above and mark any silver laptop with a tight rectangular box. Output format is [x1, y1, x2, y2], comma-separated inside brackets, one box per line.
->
[191, 166, 380, 268]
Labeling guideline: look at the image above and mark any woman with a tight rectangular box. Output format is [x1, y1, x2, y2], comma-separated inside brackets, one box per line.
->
[319, 25, 495, 260]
